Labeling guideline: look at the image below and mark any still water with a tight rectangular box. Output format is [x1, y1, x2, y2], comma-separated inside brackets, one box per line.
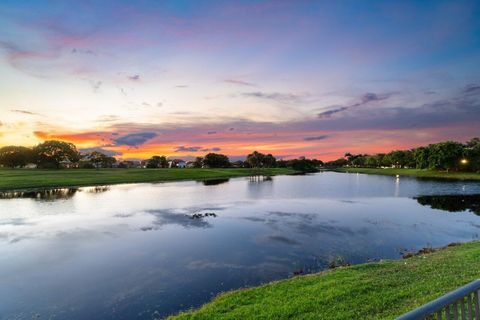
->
[1, 172, 480, 319]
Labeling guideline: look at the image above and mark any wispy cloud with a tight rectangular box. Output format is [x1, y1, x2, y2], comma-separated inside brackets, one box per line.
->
[464, 84, 480, 95]
[224, 78, 256, 86]
[242, 91, 304, 103]
[88, 80, 102, 92]
[127, 74, 140, 81]
[317, 107, 348, 119]
[71, 48, 96, 56]
[113, 132, 157, 146]
[175, 146, 221, 152]
[303, 135, 329, 141]
[10, 109, 43, 116]
[318, 92, 394, 118]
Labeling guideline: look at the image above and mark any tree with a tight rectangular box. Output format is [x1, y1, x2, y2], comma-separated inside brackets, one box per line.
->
[413, 147, 430, 169]
[464, 137, 480, 172]
[146, 155, 168, 168]
[192, 157, 204, 168]
[365, 156, 379, 168]
[87, 151, 106, 168]
[103, 156, 117, 168]
[81, 152, 116, 168]
[290, 158, 320, 173]
[203, 153, 230, 168]
[33, 140, 80, 169]
[263, 154, 277, 168]
[325, 158, 348, 168]
[427, 141, 464, 171]
[246, 151, 265, 168]
[0, 146, 33, 168]
[351, 155, 366, 167]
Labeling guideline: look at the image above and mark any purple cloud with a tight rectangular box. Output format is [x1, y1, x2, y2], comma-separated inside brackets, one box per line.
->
[318, 92, 394, 118]
[175, 146, 221, 152]
[80, 147, 122, 156]
[224, 78, 256, 86]
[318, 107, 348, 119]
[113, 132, 157, 146]
[242, 91, 303, 103]
[464, 84, 480, 94]
[303, 135, 330, 141]
[127, 74, 140, 81]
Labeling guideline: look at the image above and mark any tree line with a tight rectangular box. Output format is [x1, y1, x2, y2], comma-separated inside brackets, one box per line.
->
[324, 137, 480, 172]
[0, 140, 323, 172]
[0, 141, 116, 169]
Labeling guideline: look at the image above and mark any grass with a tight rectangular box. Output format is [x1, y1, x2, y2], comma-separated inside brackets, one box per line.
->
[334, 167, 480, 181]
[0, 167, 295, 191]
[169, 241, 480, 320]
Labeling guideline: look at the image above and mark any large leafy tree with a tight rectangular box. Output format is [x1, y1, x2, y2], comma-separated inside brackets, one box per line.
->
[146, 155, 168, 168]
[192, 157, 204, 168]
[33, 140, 80, 169]
[427, 141, 464, 171]
[413, 147, 430, 169]
[246, 151, 265, 168]
[290, 158, 320, 173]
[83, 151, 116, 168]
[263, 154, 277, 168]
[464, 138, 480, 172]
[0, 146, 34, 168]
[203, 153, 230, 168]
[246, 151, 277, 168]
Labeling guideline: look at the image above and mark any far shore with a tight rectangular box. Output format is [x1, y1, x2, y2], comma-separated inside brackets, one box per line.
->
[0, 167, 296, 191]
[334, 167, 480, 181]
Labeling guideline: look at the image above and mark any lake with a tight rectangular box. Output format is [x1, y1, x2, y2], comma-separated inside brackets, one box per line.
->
[1, 172, 480, 319]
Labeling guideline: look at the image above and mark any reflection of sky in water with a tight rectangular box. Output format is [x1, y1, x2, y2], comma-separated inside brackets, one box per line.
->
[1, 172, 480, 319]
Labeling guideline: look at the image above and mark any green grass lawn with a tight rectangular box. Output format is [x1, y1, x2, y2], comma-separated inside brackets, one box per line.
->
[335, 167, 480, 180]
[0, 167, 295, 190]
[170, 241, 480, 320]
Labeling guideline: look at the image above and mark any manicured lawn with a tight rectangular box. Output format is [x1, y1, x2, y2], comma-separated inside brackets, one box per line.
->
[335, 167, 480, 181]
[170, 241, 480, 320]
[0, 167, 295, 190]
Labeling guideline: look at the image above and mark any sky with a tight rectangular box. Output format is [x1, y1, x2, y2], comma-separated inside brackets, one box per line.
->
[0, 0, 479, 160]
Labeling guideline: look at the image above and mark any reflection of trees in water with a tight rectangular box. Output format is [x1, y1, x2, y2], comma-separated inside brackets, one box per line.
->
[415, 194, 480, 215]
[0, 185, 110, 200]
[201, 179, 230, 186]
[248, 175, 273, 183]
[80, 186, 110, 193]
[0, 188, 79, 200]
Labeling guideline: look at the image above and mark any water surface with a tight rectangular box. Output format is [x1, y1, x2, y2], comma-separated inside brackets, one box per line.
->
[1, 172, 480, 319]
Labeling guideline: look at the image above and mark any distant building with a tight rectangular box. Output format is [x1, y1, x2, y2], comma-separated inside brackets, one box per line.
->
[168, 159, 186, 168]
[231, 160, 245, 168]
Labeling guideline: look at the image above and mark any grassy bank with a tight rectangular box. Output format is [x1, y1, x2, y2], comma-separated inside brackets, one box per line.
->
[170, 241, 480, 320]
[335, 167, 480, 180]
[0, 167, 295, 191]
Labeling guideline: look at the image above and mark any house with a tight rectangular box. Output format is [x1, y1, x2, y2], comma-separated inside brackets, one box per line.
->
[59, 159, 78, 169]
[168, 159, 186, 168]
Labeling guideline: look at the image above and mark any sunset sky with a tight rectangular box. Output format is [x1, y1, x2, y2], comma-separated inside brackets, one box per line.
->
[1, 0, 479, 160]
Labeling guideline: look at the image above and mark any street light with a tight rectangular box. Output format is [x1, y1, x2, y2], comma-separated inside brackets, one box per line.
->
[460, 158, 468, 165]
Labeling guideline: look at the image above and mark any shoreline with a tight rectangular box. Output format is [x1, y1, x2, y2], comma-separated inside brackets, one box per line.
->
[333, 167, 480, 181]
[169, 240, 480, 319]
[0, 168, 296, 192]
